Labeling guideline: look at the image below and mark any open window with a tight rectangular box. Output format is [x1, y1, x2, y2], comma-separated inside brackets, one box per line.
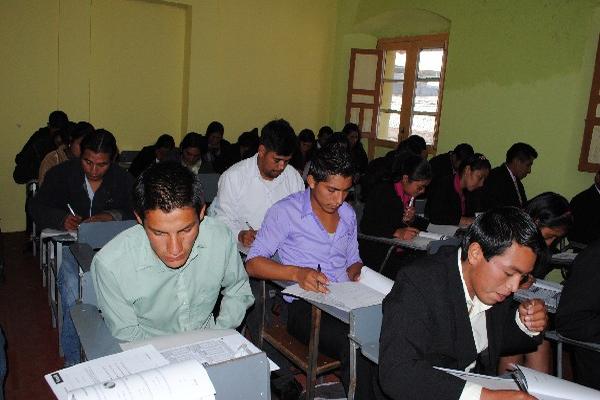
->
[346, 34, 449, 158]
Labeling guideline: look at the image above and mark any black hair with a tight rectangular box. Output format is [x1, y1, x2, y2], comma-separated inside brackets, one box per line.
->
[452, 143, 475, 164]
[180, 132, 205, 151]
[80, 129, 118, 160]
[133, 161, 204, 220]
[458, 153, 491, 175]
[390, 154, 432, 183]
[342, 123, 360, 135]
[506, 142, 538, 163]
[298, 129, 316, 143]
[48, 110, 69, 130]
[206, 121, 224, 136]
[461, 207, 544, 261]
[525, 192, 572, 230]
[397, 135, 427, 156]
[259, 119, 297, 156]
[325, 132, 350, 148]
[71, 121, 94, 141]
[318, 125, 334, 140]
[308, 142, 355, 182]
[155, 134, 175, 149]
[238, 128, 259, 147]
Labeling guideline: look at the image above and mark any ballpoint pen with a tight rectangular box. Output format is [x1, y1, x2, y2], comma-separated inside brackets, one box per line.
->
[245, 221, 255, 231]
[317, 264, 321, 290]
[67, 203, 76, 216]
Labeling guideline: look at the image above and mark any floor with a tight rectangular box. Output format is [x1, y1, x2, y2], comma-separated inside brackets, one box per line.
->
[0, 232, 63, 399]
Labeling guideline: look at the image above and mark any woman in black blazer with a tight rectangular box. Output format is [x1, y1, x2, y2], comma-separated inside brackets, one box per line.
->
[359, 155, 432, 277]
[425, 153, 491, 226]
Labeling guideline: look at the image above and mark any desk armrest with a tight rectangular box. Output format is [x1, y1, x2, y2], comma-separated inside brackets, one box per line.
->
[70, 303, 121, 360]
[69, 243, 97, 273]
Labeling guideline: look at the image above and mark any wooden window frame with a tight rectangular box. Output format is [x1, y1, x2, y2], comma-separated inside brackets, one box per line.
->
[371, 33, 449, 157]
[579, 34, 600, 172]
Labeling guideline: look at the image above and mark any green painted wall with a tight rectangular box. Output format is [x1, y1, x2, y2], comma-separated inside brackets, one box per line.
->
[331, 0, 600, 201]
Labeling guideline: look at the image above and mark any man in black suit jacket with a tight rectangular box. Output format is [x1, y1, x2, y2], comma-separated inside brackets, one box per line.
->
[482, 143, 537, 210]
[379, 207, 547, 400]
[555, 239, 600, 390]
[568, 171, 600, 245]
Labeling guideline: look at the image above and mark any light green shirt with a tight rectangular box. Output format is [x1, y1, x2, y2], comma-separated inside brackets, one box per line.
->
[91, 216, 254, 342]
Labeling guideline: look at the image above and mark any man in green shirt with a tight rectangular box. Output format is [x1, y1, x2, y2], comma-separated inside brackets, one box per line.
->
[92, 162, 254, 342]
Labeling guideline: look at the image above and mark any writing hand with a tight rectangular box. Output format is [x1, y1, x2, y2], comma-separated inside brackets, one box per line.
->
[402, 206, 416, 224]
[83, 213, 114, 223]
[64, 214, 83, 230]
[294, 267, 329, 293]
[518, 299, 548, 332]
[238, 229, 257, 247]
[481, 388, 538, 400]
[393, 227, 420, 241]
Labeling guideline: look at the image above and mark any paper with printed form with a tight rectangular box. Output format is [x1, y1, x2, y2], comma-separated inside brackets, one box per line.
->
[282, 266, 393, 312]
[436, 365, 600, 400]
[121, 329, 279, 372]
[514, 279, 562, 313]
[45, 345, 216, 400]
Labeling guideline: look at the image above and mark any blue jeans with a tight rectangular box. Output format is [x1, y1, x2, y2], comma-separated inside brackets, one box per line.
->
[58, 247, 81, 365]
[0, 326, 6, 400]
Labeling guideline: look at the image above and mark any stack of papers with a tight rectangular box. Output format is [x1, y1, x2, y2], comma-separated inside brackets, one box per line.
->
[282, 266, 393, 312]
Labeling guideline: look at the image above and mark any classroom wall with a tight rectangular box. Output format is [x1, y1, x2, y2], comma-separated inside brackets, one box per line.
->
[0, 0, 337, 232]
[330, 0, 600, 201]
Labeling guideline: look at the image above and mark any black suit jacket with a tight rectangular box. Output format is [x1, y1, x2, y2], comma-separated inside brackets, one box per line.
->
[378, 247, 539, 400]
[425, 174, 480, 225]
[569, 185, 600, 245]
[30, 158, 135, 230]
[482, 165, 526, 210]
[429, 152, 453, 179]
[359, 182, 429, 267]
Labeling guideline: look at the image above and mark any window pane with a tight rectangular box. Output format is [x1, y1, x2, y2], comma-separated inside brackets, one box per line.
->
[417, 48, 443, 79]
[411, 115, 436, 144]
[413, 81, 439, 113]
[381, 81, 403, 112]
[384, 50, 406, 80]
[377, 111, 400, 141]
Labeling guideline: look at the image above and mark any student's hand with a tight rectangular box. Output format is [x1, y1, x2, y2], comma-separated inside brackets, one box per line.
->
[481, 388, 538, 399]
[393, 227, 420, 241]
[63, 214, 83, 230]
[346, 264, 362, 281]
[402, 206, 416, 224]
[294, 266, 329, 293]
[518, 299, 548, 333]
[84, 213, 114, 223]
[238, 229, 257, 247]
[459, 217, 475, 227]
[519, 274, 535, 290]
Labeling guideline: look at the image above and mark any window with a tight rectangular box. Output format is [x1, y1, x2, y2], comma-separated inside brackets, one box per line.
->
[345, 34, 448, 157]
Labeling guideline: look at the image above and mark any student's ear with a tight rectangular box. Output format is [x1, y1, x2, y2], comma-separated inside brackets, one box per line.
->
[198, 204, 207, 222]
[307, 175, 316, 189]
[467, 242, 484, 266]
[134, 211, 143, 225]
[257, 144, 266, 158]
[401, 175, 410, 185]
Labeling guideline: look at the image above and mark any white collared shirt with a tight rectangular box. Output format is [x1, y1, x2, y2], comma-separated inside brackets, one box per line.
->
[207, 153, 304, 242]
[457, 249, 538, 400]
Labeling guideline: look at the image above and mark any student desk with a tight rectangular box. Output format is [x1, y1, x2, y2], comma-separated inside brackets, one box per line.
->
[544, 330, 600, 379]
[70, 303, 272, 399]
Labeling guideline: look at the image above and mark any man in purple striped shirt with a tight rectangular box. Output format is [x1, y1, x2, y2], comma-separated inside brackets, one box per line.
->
[246, 142, 369, 397]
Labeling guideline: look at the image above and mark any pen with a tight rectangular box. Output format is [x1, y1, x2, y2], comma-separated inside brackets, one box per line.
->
[408, 197, 415, 207]
[67, 203, 76, 216]
[245, 221, 255, 231]
[316, 264, 321, 290]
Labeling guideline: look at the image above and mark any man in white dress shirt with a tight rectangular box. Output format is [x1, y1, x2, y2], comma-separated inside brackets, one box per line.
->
[208, 118, 304, 252]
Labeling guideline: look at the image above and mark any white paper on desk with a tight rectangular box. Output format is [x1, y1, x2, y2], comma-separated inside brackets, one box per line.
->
[121, 331, 279, 372]
[283, 268, 391, 311]
[45, 345, 169, 400]
[359, 266, 393, 295]
[426, 223, 459, 237]
[42, 228, 77, 238]
[436, 365, 600, 400]
[68, 360, 215, 400]
[552, 252, 577, 262]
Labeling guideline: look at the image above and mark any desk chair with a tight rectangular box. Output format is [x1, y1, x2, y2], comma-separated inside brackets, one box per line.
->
[544, 330, 600, 379]
[26, 180, 39, 256]
[197, 173, 220, 204]
[257, 281, 341, 400]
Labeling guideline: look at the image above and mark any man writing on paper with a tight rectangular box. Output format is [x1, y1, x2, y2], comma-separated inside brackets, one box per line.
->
[92, 162, 254, 341]
[379, 207, 548, 400]
[246, 143, 376, 398]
